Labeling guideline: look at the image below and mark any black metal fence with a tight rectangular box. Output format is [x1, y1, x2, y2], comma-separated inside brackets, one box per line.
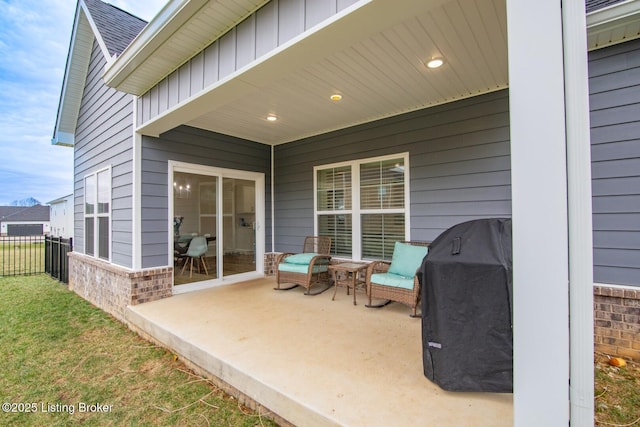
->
[0, 235, 45, 277]
[0, 235, 72, 283]
[45, 236, 73, 284]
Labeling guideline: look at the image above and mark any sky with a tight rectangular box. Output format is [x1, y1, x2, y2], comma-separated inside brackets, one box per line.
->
[0, 0, 167, 206]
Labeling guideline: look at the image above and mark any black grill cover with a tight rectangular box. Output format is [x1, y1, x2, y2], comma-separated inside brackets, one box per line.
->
[421, 218, 513, 392]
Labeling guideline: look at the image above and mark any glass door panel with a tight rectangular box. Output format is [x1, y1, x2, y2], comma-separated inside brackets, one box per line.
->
[173, 172, 217, 285]
[222, 178, 256, 277]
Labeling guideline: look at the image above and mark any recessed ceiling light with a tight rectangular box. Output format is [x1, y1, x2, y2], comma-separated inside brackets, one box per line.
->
[266, 115, 277, 122]
[426, 57, 444, 69]
[330, 94, 342, 101]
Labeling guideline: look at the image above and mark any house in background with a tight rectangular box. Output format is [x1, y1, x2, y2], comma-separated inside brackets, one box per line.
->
[47, 194, 74, 239]
[52, 0, 640, 425]
[0, 205, 50, 236]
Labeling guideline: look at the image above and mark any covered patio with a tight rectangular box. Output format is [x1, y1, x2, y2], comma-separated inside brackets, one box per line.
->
[126, 277, 512, 426]
[106, 0, 596, 424]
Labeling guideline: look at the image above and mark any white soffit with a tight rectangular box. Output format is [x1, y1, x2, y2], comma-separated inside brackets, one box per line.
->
[103, 0, 270, 95]
[138, 0, 509, 145]
[587, 0, 640, 50]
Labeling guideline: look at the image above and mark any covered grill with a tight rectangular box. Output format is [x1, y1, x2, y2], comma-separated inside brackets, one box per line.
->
[421, 218, 513, 392]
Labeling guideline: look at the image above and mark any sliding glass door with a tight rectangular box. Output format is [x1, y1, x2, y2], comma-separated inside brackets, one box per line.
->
[171, 162, 263, 290]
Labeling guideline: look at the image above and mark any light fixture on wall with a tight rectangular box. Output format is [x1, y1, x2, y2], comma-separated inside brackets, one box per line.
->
[266, 114, 278, 122]
[330, 93, 342, 101]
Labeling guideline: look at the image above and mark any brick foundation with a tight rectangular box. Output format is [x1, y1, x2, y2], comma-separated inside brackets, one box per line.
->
[594, 285, 640, 361]
[264, 252, 280, 276]
[68, 252, 172, 322]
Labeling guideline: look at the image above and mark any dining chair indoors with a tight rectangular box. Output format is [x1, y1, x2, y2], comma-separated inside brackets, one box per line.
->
[180, 236, 209, 278]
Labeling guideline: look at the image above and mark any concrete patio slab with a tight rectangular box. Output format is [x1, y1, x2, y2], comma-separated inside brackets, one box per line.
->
[126, 278, 513, 427]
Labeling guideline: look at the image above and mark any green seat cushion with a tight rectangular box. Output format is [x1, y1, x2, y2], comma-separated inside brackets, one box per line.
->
[370, 273, 415, 290]
[278, 263, 328, 274]
[387, 242, 428, 278]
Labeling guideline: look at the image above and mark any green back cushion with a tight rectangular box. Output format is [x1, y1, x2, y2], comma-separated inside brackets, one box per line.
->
[388, 242, 428, 278]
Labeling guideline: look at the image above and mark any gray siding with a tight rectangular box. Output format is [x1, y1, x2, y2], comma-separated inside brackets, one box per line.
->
[589, 38, 640, 286]
[274, 90, 512, 253]
[137, 0, 359, 126]
[74, 39, 134, 267]
[140, 126, 271, 268]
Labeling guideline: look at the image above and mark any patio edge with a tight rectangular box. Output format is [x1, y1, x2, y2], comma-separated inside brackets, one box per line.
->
[124, 304, 339, 427]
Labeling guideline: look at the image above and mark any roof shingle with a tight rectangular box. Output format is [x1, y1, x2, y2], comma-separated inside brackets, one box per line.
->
[0, 206, 50, 222]
[83, 0, 147, 57]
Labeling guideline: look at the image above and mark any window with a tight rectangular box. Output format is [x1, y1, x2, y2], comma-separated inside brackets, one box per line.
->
[315, 153, 408, 260]
[84, 168, 111, 260]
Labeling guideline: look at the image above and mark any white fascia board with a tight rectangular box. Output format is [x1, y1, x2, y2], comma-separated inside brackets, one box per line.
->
[52, 2, 86, 148]
[79, 0, 112, 61]
[52, 0, 113, 147]
[102, 0, 208, 90]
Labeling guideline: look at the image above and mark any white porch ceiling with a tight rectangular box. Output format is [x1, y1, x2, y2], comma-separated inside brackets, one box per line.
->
[138, 0, 509, 145]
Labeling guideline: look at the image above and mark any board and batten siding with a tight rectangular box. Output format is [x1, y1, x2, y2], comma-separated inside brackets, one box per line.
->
[140, 126, 271, 268]
[273, 90, 512, 254]
[137, 0, 359, 126]
[74, 39, 134, 268]
[589, 37, 640, 287]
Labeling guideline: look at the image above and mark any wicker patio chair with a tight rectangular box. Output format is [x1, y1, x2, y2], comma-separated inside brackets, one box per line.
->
[366, 241, 430, 317]
[275, 236, 332, 295]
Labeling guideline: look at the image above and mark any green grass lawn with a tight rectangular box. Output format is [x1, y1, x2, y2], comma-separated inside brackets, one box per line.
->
[0, 275, 277, 426]
[0, 241, 44, 276]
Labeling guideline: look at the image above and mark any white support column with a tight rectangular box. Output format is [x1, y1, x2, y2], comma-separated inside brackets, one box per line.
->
[132, 95, 142, 271]
[507, 1, 570, 426]
[563, 0, 595, 424]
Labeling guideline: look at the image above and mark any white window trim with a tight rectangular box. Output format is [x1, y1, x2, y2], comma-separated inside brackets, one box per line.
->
[83, 166, 112, 262]
[314, 152, 410, 261]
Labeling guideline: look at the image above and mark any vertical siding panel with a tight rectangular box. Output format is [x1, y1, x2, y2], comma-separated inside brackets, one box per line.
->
[190, 51, 205, 96]
[278, 0, 305, 44]
[305, 0, 336, 29]
[141, 93, 151, 123]
[219, 29, 237, 79]
[236, 15, 256, 69]
[158, 78, 169, 114]
[337, 0, 358, 12]
[149, 84, 159, 119]
[168, 70, 179, 106]
[203, 42, 219, 87]
[256, 1, 278, 57]
[179, 62, 191, 103]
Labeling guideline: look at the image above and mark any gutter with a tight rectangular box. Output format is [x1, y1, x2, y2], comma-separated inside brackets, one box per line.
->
[586, 0, 640, 28]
